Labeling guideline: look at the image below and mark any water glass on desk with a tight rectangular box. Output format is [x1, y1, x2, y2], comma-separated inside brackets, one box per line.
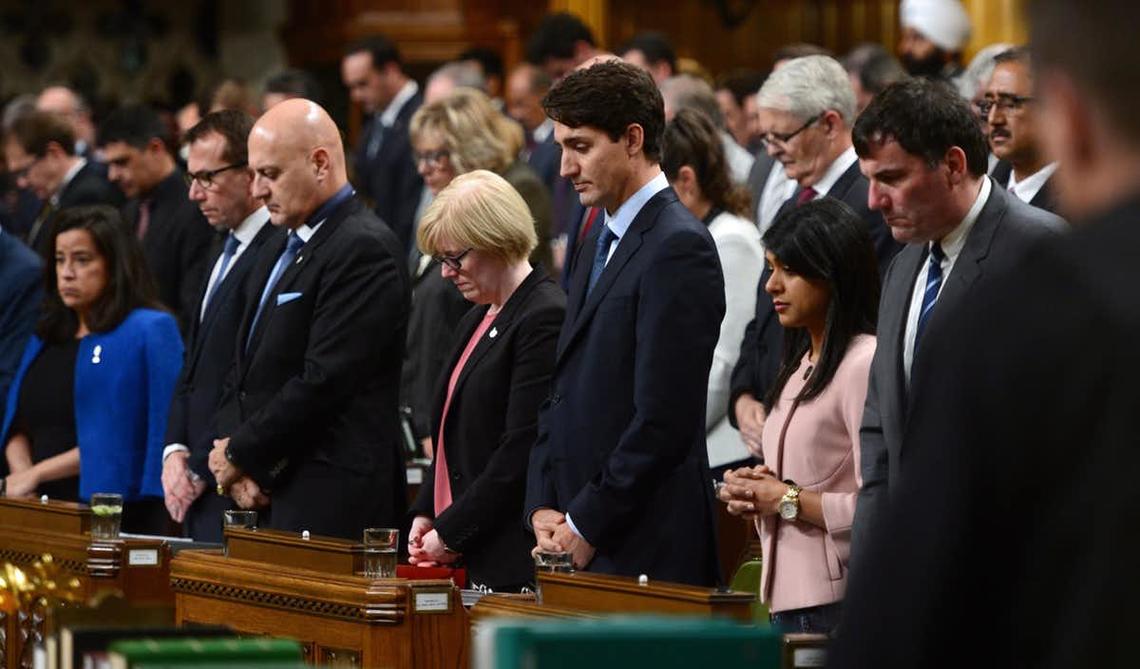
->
[89, 493, 123, 540]
[533, 551, 573, 603]
[223, 510, 258, 556]
[363, 528, 399, 578]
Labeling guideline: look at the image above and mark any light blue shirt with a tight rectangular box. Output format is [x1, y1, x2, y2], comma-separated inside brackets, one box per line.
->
[597, 171, 670, 266]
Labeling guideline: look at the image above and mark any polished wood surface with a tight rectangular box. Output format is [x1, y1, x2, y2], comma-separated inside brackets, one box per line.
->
[171, 530, 468, 668]
[0, 498, 174, 669]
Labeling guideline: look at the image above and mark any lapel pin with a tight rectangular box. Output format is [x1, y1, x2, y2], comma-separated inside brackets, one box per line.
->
[295, 255, 303, 265]
[91, 344, 102, 364]
[489, 327, 498, 339]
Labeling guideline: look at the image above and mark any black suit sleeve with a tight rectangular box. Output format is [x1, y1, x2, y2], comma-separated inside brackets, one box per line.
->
[0, 257, 41, 429]
[565, 230, 726, 549]
[432, 304, 563, 553]
[228, 233, 405, 484]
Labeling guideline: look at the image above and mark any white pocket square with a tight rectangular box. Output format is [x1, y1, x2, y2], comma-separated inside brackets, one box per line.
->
[276, 292, 302, 306]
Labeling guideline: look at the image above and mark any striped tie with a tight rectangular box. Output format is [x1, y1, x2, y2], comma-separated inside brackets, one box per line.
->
[915, 242, 945, 348]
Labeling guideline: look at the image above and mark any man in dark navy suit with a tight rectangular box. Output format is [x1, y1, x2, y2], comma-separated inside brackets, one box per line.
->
[209, 99, 410, 540]
[341, 35, 423, 253]
[162, 110, 280, 541]
[524, 62, 725, 587]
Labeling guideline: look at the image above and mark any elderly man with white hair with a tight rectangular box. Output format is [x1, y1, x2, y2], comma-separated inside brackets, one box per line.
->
[898, 0, 972, 84]
[728, 55, 900, 461]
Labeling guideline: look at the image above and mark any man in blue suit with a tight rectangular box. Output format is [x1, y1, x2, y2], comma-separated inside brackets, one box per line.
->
[161, 110, 280, 541]
[0, 229, 41, 436]
[524, 61, 726, 587]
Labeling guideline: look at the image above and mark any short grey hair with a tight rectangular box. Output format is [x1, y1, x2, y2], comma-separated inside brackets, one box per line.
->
[428, 61, 487, 94]
[957, 43, 1015, 101]
[659, 74, 725, 128]
[756, 55, 856, 126]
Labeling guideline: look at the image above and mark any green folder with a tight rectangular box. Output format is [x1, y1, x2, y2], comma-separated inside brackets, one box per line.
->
[476, 616, 781, 668]
[107, 637, 303, 668]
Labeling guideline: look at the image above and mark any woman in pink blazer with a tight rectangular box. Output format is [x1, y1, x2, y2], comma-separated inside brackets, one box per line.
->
[719, 198, 880, 634]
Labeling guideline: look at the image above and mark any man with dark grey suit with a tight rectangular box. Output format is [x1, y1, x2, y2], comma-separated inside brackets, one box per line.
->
[847, 79, 1065, 574]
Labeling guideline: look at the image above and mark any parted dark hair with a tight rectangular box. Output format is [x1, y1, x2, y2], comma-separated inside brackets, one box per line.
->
[617, 31, 677, 74]
[852, 78, 989, 177]
[345, 35, 402, 69]
[542, 61, 665, 162]
[662, 108, 751, 218]
[6, 110, 75, 157]
[1029, 0, 1140, 144]
[37, 206, 162, 344]
[525, 12, 595, 65]
[183, 109, 255, 166]
[97, 104, 171, 153]
[264, 68, 325, 106]
[762, 198, 879, 407]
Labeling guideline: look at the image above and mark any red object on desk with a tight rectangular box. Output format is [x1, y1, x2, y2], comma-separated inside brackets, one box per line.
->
[396, 564, 467, 588]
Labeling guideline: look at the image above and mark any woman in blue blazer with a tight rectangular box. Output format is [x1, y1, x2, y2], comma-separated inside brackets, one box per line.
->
[1, 206, 182, 533]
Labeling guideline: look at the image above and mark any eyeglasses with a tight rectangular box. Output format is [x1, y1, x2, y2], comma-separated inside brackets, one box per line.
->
[975, 94, 1035, 117]
[760, 114, 820, 150]
[433, 248, 472, 271]
[10, 154, 44, 182]
[184, 162, 248, 189]
[414, 149, 450, 167]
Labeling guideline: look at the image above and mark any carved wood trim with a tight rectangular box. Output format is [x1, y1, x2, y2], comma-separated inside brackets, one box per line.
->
[170, 578, 400, 623]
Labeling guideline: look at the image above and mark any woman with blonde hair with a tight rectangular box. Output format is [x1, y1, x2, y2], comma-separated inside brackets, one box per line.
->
[406, 170, 565, 592]
[402, 89, 554, 457]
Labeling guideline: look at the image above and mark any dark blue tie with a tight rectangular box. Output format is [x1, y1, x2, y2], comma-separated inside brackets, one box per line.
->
[586, 225, 617, 296]
[915, 242, 945, 347]
[202, 233, 240, 317]
[247, 233, 305, 351]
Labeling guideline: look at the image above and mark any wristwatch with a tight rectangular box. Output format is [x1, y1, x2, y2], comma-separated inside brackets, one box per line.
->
[778, 483, 802, 521]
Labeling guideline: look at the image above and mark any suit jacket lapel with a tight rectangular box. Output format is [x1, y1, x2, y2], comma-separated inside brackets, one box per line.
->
[243, 199, 358, 358]
[437, 269, 547, 422]
[887, 246, 926, 418]
[556, 189, 671, 363]
[826, 161, 861, 200]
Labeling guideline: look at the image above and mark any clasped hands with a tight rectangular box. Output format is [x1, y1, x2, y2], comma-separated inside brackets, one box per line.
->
[407, 516, 459, 567]
[206, 437, 270, 511]
[717, 465, 790, 518]
[530, 508, 595, 570]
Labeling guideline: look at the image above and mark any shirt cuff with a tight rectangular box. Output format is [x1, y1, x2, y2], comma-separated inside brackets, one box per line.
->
[163, 444, 190, 462]
[564, 512, 584, 540]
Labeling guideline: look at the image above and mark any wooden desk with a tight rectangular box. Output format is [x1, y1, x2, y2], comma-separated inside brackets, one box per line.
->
[170, 528, 468, 668]
[470, 571, 755, 623]
[0, 497, 174, 669]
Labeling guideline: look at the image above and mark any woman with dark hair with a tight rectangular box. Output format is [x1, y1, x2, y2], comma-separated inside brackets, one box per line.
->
[1, 205, 182, 533]
[717, 198, 879, 634]
[662, 108, 764, 471]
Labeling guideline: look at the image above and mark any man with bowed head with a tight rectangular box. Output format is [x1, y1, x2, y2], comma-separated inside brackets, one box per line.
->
[524, 61, 725, 586]
[208, 99, 411, 539]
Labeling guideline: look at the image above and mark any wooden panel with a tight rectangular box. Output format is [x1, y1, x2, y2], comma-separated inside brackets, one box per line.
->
[535, 571, 754, 622]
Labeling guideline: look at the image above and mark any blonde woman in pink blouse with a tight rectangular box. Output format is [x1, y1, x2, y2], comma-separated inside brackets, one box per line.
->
[719, 198, 880, 634]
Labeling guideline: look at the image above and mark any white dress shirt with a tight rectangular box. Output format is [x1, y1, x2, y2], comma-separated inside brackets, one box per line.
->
[1006, 162, 1058, 205]
[903, 176, 992, 383]
[807, 146, 858, 201]
[199, 207, 270, 320]
[757, 161, 796, 235]
[50, 157, 87, 207]
[380, 80, 420, 129]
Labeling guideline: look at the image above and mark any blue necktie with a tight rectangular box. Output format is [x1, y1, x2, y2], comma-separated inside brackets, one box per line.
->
[202, 233, 240, 318]
[586, 225, 617, 296]
[247, 233, 304, 351]
[915, 242, 945, 347]
[366, 117, 385, 160]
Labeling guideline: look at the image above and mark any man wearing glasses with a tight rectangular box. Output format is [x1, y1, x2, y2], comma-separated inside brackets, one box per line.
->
[3, 110, 120, 255]
[98, 105, 213, 332]
[729, 55, 897, 459]
[984, 48, 1060, 214]
[162, 110, 282, 542]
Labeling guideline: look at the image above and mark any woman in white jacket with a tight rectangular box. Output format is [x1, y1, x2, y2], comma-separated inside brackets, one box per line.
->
[662, 108, 764, 471]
